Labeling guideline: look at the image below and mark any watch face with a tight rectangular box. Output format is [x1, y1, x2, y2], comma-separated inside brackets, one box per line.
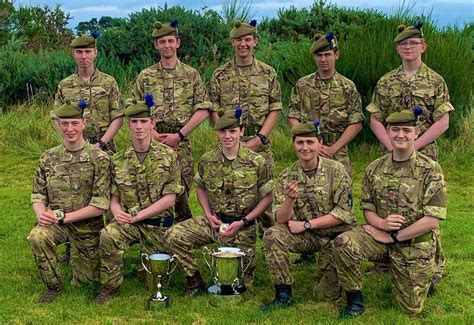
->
[304, 220, 311, 229]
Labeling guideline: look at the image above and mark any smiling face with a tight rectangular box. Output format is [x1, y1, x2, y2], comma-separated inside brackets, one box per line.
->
[217, 126, 244, 151]
[293, 136, 320, 163]
[388, 125, 419, 152]
[154, 35, 180, 59]
[72, 48, 97, 70]
[58, 118, 86, 145]
[396, 37, 427, 62]
[231, 34, 258, 61]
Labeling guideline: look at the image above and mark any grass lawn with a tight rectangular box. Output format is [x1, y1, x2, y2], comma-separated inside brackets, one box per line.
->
[0, 121, 473, 324]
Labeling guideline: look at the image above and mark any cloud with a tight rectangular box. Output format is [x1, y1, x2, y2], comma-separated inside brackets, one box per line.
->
[67, 6, 124, 14]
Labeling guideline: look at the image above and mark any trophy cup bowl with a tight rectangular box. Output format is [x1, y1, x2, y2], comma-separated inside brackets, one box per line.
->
[203, 247, 254, 307]
[141, 253, 177, 311]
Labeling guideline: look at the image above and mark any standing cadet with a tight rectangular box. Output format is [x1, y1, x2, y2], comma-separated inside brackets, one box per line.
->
[262, 120, 356, 311]
[133, 20, 210, 223]
[28, 100, 111, 303]
[288, 31, 363, 265]
[366, 22, 453, 283]
[334, 109, 447, 318]
[209, 20, 281, 234]
[166, 108, 274, 295]
[94, 96, 183, 303]
[288, 32, 363, 176]
[54, 32, 123, 262]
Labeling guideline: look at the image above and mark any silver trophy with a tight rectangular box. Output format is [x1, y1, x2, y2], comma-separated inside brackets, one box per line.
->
[141, 253, 177, 310]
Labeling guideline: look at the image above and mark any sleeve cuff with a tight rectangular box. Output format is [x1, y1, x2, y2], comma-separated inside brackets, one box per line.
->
[269, 103, 282, 111]
[424, 206, 446, 220]
[348, 113, 365, 124]
[258, 180, 274, 198]
[162, 184, 184, 196]
[361, 201, 377, 212]
[30, 194, 47, 205]
[433, 102, 455, 121]
[89, 197, 110, 210]
[329, 206, 354, 224]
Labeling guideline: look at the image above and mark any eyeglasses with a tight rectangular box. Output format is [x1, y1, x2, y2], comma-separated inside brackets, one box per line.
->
[397, 41, 423, 48]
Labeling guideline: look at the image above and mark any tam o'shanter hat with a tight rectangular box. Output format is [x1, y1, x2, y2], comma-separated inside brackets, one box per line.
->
[230, 20, 257, 38]
[291, 119, 321, 137]
[214, 107, 243, 130]
[70, 31, 99, 48]
[394, 22, 424, 43]
[54, 99, 87, 119]
[152, 20, 179, 38]
[310, 32, 338, 54]
[124, 93, 155, 118]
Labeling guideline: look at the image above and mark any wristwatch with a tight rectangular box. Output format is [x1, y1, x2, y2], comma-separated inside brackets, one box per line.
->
[242, 216, 251, 227]
[54, 209, 66, 225]
[304, 219, 312, 231]
[390, 230, 399, 243]
[98, 140, 107, 150]
[177, 130, 186, 141]
[257, 133, 269, 145]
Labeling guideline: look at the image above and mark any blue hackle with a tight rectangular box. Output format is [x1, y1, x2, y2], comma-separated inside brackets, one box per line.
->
[235, 106, 242, 119]
[313, 119, 320, 128]
[325, 31, 334, 42]
[144, 92, 155, 108]
[413, 105, 423, 117]
[414, 21, 423, 30]
[91, 31, 100, 39]
[78, 99, 88, 110]
[170, 19, 179, 28]
[250, 19, 257, 27]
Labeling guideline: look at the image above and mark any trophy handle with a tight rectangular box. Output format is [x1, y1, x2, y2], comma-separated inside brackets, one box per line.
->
[242, 248, 255, 274]
[202, 246, 213, 273]
[167, 254, 179, 276]
[140, 253, 152, 273]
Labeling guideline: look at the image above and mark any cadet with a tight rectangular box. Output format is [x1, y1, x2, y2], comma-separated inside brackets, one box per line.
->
[262, 120, 356, 311]
[94, 96, 183, 303]
[28, 100, 111, 303]
[209, 20, 281, 234]
[288, 32, 363, 176]
[54, 32, 123, 153]
[54, 32, 123, 262]
[133, 20, 210, 223]
[366, 22, 452, 283]
[166, 108, 274, 295]
[334, 109, 447, 318]
[288, 31, 363, 265]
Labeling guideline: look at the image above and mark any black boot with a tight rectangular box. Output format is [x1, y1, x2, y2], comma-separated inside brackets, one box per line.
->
[261, 284, 292, 312]
[339, 290, 365, 319]
[185, 271, 206, 296]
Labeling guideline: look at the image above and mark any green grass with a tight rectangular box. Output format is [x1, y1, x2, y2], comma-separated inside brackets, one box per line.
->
[0, 105, 473, 323]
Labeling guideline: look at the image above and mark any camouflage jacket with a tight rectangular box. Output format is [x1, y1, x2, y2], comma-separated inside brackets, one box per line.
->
[194, 143, 274, 216]
[361, 151, 447, 227]
[209, 58, 282, 128]
[54, 69, 123, 139]
[367, 63, 454, 158]
[133, 60, 210, 126]
[111, 140, 183, 219]
[31, 142, 111, 212]
[273, 157, 356, 238]
[288, 71, 364, 140]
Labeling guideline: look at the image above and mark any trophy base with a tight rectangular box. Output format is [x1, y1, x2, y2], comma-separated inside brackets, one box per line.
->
[207, 285, 244, 307]
[147, 295, 169, 311]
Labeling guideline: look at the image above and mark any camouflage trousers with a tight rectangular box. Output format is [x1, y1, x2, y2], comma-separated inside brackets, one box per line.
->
[28, 216, 103, 288]
[263, 224, 341, 301]
[174, 141, 193, 223]
[165, 217, 256, 283]
[99, 222, 168, 289]
[253, 144, 275, 234]
[334, 227, 436, 315]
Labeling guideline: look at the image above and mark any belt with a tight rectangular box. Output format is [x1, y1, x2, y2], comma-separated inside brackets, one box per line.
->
[397, 231, 432, 246]
[243, 125, 260, 137]
[320, 132, 341, 145]
[217, 213, 255, 226]
[139, 215, 174, 228]
[155, 123, 189, 142]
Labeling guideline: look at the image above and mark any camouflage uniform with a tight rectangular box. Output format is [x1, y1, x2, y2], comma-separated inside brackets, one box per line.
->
[288, 72, 364, 175]
[54, 69, 123, 153]
[28, 143, 111, 288]
[367, 63, 453, 281]
[133, 60, 210, 222]
[264, 157, 355, 300]
[209, 58, 282, 230]
[334, 151, 447, 314]
[166, 144, 274, 281]
[99, 140, 183, 289]
[367, 63, 454, 161]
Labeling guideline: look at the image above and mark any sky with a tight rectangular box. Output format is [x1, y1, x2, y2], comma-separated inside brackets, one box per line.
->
[14, 0, 473, 29]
